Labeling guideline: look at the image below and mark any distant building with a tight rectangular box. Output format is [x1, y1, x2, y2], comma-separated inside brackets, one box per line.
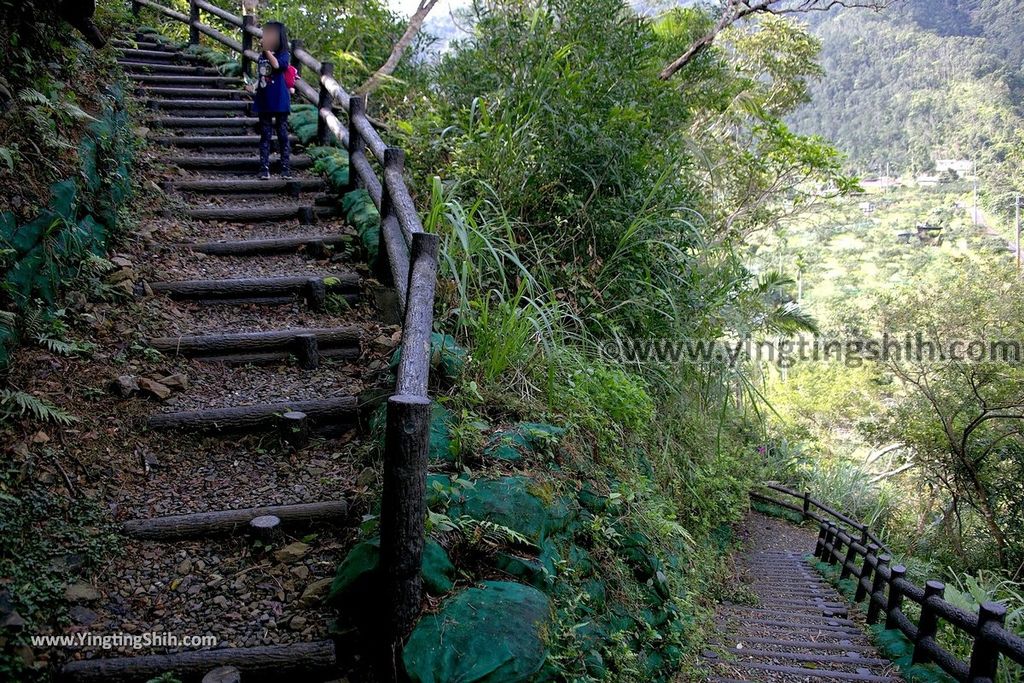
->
[934, 159, 974, 175]
[860, 176, 901, 192]
[916, 175, 941, 187]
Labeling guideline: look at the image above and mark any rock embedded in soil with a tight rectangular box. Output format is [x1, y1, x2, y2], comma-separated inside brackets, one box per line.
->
[273, 542, 309, 563]
[138, 377, 173, 400]
[65, 583, 101, 603]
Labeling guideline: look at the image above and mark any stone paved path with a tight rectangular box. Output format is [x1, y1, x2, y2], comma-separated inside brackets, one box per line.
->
[703, 512, 904, 682]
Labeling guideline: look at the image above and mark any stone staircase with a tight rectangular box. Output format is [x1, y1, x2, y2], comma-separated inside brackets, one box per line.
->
[703, 515, 904, 683]
[56, 33, 388, 682]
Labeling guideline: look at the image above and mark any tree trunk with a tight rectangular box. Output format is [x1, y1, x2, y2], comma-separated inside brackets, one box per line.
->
[359, 0, 439, 95]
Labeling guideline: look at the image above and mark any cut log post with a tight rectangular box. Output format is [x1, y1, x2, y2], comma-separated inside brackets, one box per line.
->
[147, 395, 358, 433]
[345, 95, 366, 192]
[968, 602, 1007, 682]
[380, 394, 431, 666]
[241, 15, 255, 77]
[912, 580, 945, 665]
[395, 231, 440, 397]
[279, 411, 310, 450]
[299, 206, 315, 225]
[306, 278, 327, 311]
[865, 554, 891, 624]
[188, 0, 200, 45]
[855, 544, 878, 602]
[122, 501, 347, 540]
[316, 62, 335, 146]
[248, 515, 282, 543]
[60, 640, 336, 683]
[294, 334, 321, 370]
[884, 564, 906, 630]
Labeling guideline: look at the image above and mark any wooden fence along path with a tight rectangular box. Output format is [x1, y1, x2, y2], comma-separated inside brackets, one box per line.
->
[60, 1, 437, 680]
[751, 484, 1024, 683]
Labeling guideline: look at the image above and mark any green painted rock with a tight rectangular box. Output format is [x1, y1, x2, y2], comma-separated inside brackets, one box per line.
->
[390, 332, 466, 381]
[482, 423, 564, 462]
[403, 581, 551, 683]
[327, 537, 455, 606]
[447, 476, 577, 544]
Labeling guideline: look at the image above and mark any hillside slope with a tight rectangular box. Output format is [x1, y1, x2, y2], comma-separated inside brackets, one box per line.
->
[789, 0, 1023, 200]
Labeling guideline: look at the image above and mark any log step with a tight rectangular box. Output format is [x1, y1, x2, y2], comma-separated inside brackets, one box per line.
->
[150, 116, 259, 130]
[183, 205, 339, 223]
[163, 155, 312, 172]
[118, 47, 203, 62]
[112, 38, 175, 51]
[60, 640, 337, 683]
[148, 326, 360, 365]
[122, 501, 348, 540]
[145, 99, 249, 111]
[181, 233, 347, 256]
[150, 134, 300, 148]
[140, 86, 249, 100]
[129, 74, 242, 86]
[146, 395, 358, 433]
[709, 661, 899, 682]
[145, 274, 359, 307]
[119, 60, 223, 75]
[164, 177, 324, 195]
[724, 648, 891, 667]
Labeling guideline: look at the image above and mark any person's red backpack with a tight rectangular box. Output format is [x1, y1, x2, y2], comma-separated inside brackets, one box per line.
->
[284, 65, 299, 92]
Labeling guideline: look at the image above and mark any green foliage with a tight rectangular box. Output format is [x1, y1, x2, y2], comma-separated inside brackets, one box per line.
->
[0, 389, 76, 426]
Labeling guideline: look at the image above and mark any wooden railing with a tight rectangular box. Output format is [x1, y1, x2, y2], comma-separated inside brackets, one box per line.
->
[753, 484, 1024, 683]
[130, 0, 438, 647]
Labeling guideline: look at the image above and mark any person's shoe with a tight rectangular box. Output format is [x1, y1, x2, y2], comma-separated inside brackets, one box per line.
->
[280, 168, 292, 179]
[257, 169, 271, 180]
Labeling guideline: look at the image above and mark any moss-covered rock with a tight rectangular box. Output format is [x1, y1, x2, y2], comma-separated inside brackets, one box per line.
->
[327, 537, 455, 606]
[403, 581, 551, 683]
[446, 476, 578, 544]
[482, 422, 564, 462]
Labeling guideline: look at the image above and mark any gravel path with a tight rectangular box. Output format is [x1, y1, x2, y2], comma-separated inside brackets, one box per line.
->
[48, 36, 388, 679]
[703, 512, 905, 682]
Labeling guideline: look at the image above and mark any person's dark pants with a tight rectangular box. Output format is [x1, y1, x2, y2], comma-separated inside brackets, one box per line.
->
[258, 112, 290, 173]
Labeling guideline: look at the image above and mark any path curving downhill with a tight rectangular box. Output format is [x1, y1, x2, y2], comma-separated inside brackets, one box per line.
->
[704, 513, 904, 683]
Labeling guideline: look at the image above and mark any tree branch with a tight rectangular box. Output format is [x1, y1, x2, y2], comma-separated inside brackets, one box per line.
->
[358, 0, 439, 95]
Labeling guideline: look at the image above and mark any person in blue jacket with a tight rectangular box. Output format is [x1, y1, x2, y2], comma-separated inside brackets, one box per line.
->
[252, 21, 291, 179]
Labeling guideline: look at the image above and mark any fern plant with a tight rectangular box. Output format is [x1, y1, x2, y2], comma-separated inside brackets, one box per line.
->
[0, 390, 76, 426]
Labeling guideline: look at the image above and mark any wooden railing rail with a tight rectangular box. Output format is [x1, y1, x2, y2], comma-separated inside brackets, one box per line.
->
[752, 484, 1024, 682]
[130, 0, 439, 654]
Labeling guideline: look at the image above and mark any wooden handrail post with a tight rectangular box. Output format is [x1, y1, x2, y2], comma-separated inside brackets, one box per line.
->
[802, 491, 810, 520]
[866, 554, 891, 624]
[380, 394, 431, 666]
[316, 62, 336, 146]
[884, 565, 907, 630]
[344, 94, 366, 187]
[855, 543, 878, 602]
[829, 524, 843, 565]
[396, 231, 440, 397]
[291, 39, 303, 79]
[859, 523, 869, 546]
[188, 0, 200, 45]
[241, 15, 255, 77]
[912, 581, 945, 665]
[375, 147, 405, 284]
[815, 521, 828, 559]
[840, 536, 859, 581]
[968, 602, 1006, 683]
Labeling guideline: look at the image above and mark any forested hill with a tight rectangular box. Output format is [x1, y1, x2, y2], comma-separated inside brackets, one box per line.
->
[788, 0, 1024, 182]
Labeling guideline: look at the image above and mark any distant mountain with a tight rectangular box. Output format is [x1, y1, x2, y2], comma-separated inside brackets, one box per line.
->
[789, 0, 1024, 180]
